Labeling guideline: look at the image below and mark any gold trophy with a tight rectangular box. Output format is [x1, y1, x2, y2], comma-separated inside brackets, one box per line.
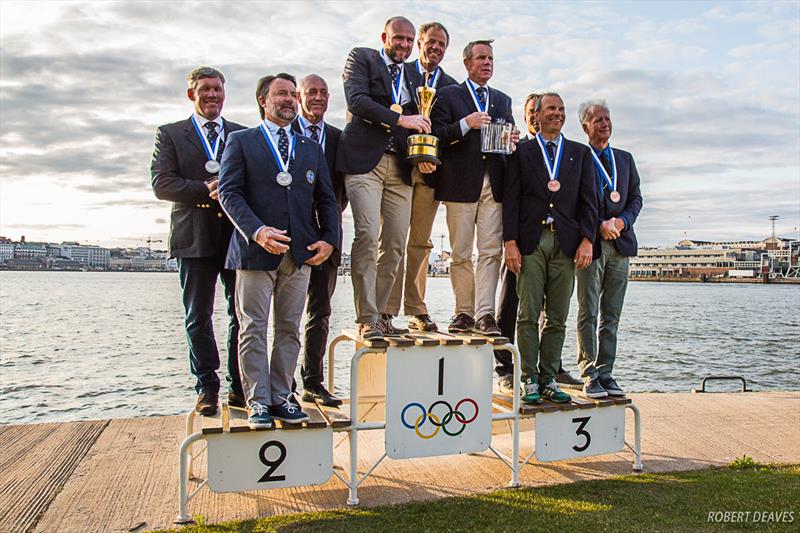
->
[406, 76, 440, 164]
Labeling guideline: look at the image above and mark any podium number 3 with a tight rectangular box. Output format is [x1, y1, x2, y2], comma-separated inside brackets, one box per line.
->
[572, 416, 591, 452]
[258, 441, 287, 482]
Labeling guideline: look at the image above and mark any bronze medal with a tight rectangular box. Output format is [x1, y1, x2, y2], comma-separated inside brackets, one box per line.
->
[547, 180, 561, 192]
[610, 191, 621, 203]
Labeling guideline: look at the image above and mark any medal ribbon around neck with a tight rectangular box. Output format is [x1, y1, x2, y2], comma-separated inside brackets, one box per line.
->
[466, 78, 489, 113]
[259, 123, 296, 175]
[191, 115, 224, 161]
[381, 48, 404, 105]
[536, 133, 565, 185]
[590, 146, 617, 193]
[301, 117, 326, 150]
[416, 59, 440, 88]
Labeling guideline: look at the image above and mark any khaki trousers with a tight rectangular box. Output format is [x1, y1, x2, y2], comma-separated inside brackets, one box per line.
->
[346, 154, 412, 323]
[445, 176, 503, 319]
[386, 169, 440, 316]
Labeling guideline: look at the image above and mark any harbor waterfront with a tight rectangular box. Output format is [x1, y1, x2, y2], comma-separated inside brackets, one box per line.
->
[1, 270, 798, 425]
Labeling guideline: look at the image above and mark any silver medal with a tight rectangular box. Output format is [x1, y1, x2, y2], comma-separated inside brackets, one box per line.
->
[205, 160, 221, 174]
[276, 171, 293, 186]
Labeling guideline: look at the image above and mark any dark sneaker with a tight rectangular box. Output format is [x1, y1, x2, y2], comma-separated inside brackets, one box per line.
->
[496, 374, 515, 396]
[583, 377, 608, 399]
[599, 374, 626, 397]
[448, 313, 475, 333]
[247, 401, 274, 429]
[358, 320, 385, 339]
[521, 378, 542, 404]
[381, 313, 409, 334]
[195, 390, 218, 416]
[475, 314, 501, 336]
[227, 390, 246, 409]
[540, 380, 572, 403]
[301, 384, 343, 407]
[408, 314, 438, 332]
[271, 396, 310, 423]
[556, 370, 583, 389]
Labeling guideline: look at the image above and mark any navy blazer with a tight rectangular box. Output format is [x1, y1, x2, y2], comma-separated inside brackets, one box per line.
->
[336, 47, 418, 183]
[592, 147, 643, 257]
[430, 82, 514, 203]
[218, 126, 339, 272]
[151, 117, 245, 258]
[291, 117, 347, 265]
[503, 137, 598, 259]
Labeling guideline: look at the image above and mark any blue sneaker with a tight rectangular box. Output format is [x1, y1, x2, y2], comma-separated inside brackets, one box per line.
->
[247, 401, 274, 429]
[270, 395, 310, 423]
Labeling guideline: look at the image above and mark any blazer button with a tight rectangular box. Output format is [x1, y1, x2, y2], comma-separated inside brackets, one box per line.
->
[217, 212, 223, 218]
[482, 155, 486, 160]
[287, 186, 292, 190]
[541, 220, 546, 225]
[549, 203, 554, 208]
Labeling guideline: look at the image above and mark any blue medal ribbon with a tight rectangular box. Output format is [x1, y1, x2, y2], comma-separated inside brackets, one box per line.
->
[415, 59, 440, 88]
[259, 123, 295, 173]
[466, 78, 488, 113]
[190, 115, 224, 161]
[536, 133, 565, 184]
[590, 146, 617, 193]
[380, 48, 404, 104]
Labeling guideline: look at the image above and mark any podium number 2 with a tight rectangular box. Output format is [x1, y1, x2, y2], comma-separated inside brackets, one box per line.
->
[258, 441, 287, 482]
[572, 416, 591, 452]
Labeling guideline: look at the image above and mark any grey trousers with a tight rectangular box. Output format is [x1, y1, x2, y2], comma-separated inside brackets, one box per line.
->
[235, 254, 310, 407]
[576, 239, 630, 379]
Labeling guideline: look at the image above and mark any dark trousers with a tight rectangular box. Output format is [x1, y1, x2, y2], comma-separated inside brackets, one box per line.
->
[300, 258, 339, 389]
[178, 255, 242, 395]
[494, 263, 566, 378]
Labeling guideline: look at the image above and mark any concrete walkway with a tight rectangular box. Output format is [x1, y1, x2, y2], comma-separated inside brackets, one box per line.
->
[1, 392, 798, 532]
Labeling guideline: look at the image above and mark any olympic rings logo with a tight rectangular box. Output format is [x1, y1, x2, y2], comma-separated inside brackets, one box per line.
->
[400, 398, 479, 439]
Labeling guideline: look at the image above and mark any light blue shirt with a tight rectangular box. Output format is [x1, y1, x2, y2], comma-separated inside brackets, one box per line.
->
[459, 81, 489, 136]
[252, 119, 295, 241]
[296, 115, 325, 153]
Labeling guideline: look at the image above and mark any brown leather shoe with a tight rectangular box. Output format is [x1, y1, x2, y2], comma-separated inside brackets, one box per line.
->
[381, 313, 409, 334]
[476, 314, 502, 336]
[358, 320, 385, 339]
[448, 313, 475, 333]
[408, 314, 438, 332]
[195, 391, 219, 416]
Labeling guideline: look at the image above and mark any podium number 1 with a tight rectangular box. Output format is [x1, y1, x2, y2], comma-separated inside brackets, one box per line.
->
[258, 441, 287, 482]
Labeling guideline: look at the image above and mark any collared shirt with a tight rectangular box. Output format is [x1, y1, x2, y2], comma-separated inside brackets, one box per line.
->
[380, 48, 411, 104]
[296, 115, 326, 153]
[539, 133, 563, 225]
[261, 117, 294, 145]
[415, 59, 441, 89]
[193, 112, 225, 141]
[459, 80, 490, 135]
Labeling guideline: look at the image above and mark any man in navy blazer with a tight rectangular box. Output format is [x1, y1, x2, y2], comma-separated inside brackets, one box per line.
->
[575, 100, 643, 399]
[386, 21, 458, 333]
[218, 73, 339, 429]
[337, 16, 432, 339]
[503, 92, 597, 405]
[290, 74, 346, 407]
[151, 66, 245, 417]
[429, 39, 519, 336]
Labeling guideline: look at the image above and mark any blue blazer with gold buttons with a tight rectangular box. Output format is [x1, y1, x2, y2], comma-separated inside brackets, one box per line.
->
[218, 127, 339, 272]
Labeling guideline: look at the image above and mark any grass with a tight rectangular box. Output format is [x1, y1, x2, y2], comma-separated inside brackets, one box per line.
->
[164, 463, 799, 532]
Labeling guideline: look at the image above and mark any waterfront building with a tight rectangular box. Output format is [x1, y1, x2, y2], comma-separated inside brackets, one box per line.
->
[13, 243, 48, 260]
[0, 242, 15, 262]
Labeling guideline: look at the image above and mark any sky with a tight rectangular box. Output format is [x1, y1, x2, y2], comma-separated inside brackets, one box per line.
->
[1, 0, 799, 251]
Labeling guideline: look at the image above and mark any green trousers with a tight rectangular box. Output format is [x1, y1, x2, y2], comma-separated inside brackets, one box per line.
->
[576, 239, 630, 379]
[516, 229, 575, 384]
